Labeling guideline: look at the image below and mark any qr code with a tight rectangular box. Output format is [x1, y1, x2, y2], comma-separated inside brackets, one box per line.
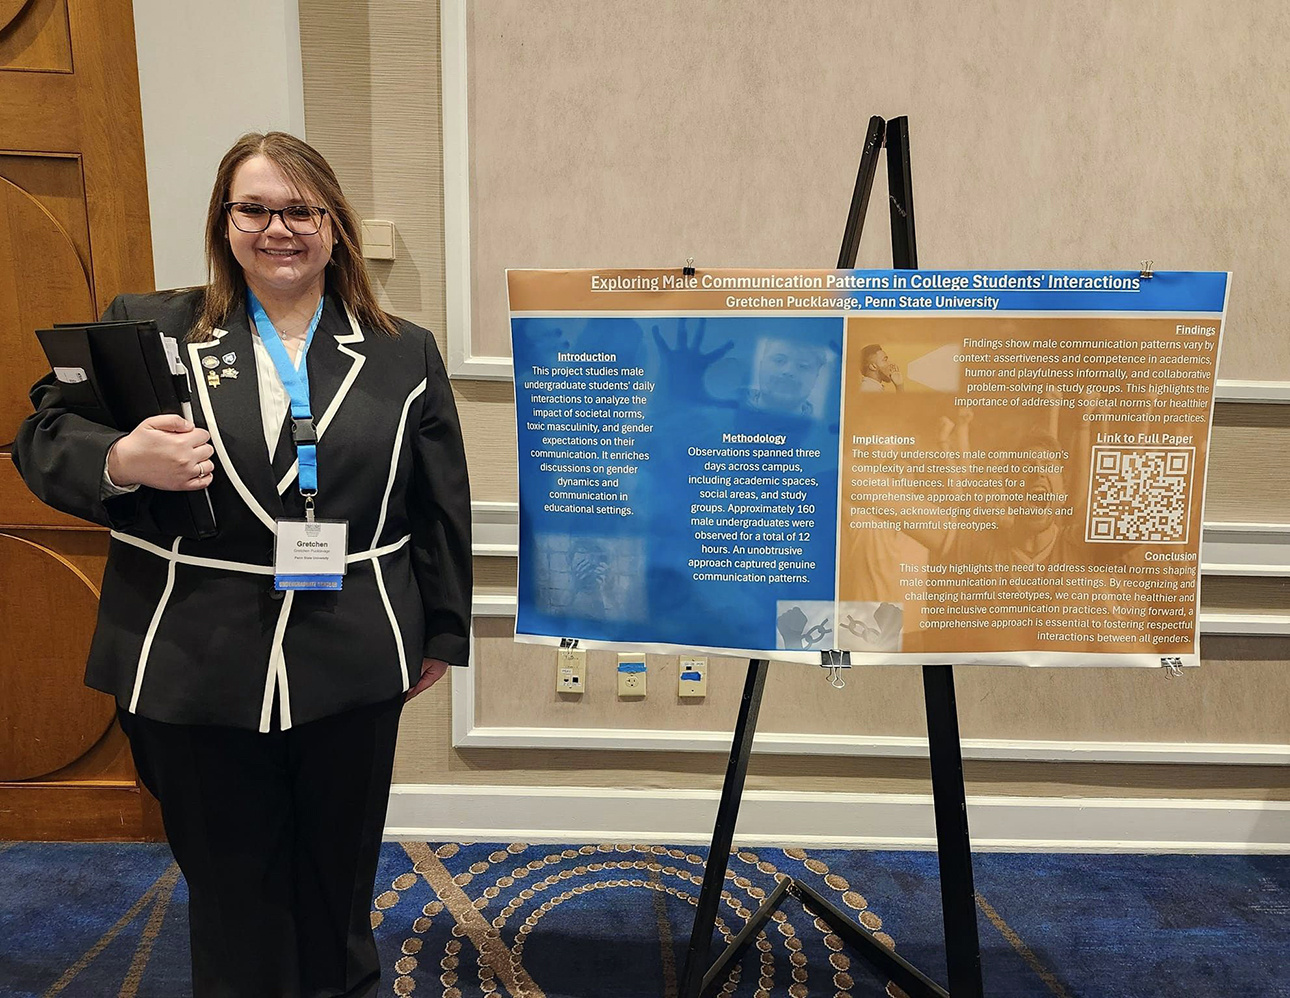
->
[1086, 446, 1195, 544]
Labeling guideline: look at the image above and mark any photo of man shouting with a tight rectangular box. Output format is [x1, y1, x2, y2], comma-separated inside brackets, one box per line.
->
[857, 343, 904, 392]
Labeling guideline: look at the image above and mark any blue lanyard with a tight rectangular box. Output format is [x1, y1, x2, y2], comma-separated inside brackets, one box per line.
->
[247, 288, 326, 497]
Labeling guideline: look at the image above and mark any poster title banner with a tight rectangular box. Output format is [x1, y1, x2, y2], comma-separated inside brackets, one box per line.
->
[509, 269, 1229, 667]
[509, 268, 1229, 314]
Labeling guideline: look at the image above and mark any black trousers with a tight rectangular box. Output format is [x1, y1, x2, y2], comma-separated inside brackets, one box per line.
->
[118, 695, 404, 998]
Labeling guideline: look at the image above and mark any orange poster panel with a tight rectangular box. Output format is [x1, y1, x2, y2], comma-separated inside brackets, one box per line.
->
[838, 316, 1218, 664]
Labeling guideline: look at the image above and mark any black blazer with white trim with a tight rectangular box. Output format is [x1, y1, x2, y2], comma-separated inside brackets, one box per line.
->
[14, 288, 472, 732]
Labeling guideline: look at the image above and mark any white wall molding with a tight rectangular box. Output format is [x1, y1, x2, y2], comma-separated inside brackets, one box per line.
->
[385, 784, 1290, 853]
[471, 591, 518, 617]
[1200, 613, 1290, 635]
[472, 501, 522, 557]
[1201, 522, 1290, 575]
[441, 0, 512, 382]
[1215, 380, 1290, 403]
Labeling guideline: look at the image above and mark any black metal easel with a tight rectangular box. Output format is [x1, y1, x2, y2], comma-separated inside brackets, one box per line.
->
[677, 116, 985, 998]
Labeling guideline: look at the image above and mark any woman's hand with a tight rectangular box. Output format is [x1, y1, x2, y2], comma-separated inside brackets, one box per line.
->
[406, 658, 450, 701]
[107, 414, 215, 491]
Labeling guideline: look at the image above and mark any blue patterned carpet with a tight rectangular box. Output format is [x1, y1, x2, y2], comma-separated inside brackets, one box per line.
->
[1, 840, 1287, 997]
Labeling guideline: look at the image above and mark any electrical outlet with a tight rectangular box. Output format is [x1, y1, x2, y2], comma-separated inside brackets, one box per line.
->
[678, 657, 707, 697]
[556, 648, 586, 693]
[617, 654, 646, 697]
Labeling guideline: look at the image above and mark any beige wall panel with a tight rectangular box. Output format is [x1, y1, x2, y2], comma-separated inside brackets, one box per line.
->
[1202, 576, 1290, 613]
[1204, 407, 1290, 521]
[299, 0, 448, 341]
[468, 1, 1290, 381]
[455, 381, 517, 500]
[298, 1, 1290, 808]
[300, 0, 1290, 512]
[299, 1, 522, 498]
[474, 555, 517, 590]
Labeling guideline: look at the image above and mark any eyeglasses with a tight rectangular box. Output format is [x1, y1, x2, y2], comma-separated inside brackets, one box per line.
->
[224, 201, 328, 235]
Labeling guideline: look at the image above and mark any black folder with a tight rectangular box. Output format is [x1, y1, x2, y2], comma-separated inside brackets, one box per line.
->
[35, 319, 218, 539]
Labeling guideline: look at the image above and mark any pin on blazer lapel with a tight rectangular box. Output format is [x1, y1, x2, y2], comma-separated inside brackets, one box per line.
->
[274, 298, 368, 495]
[189, 311, 285, 533]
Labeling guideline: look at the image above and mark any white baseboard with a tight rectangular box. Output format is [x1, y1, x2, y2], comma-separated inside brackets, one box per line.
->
[384, 784, 1290, 854]
[453, 723, 1290, 768]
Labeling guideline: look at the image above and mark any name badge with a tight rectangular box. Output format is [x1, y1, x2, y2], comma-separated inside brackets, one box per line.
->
[274, 518, 348, 590]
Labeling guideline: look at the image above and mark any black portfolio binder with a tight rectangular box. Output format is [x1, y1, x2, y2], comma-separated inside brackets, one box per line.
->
[35, 319, 218, 539]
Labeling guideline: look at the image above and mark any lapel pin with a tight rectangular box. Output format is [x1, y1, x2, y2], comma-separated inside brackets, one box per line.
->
[206, 371, 221, 388]
[202, 356, 220, 369]
[220, 367, 239, 379]
[222, 351, 237, 365]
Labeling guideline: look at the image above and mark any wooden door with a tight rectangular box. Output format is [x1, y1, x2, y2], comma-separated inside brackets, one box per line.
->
[0, 0, 161, 839]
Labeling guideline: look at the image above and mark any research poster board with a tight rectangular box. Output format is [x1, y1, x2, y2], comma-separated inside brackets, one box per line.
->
[509, 269, 1228, 667]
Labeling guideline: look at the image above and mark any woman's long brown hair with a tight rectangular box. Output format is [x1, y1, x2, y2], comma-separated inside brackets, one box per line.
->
[192, 131, 397, 340]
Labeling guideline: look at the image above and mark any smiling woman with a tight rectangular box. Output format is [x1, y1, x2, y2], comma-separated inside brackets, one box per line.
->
[12, 131, 472, 998]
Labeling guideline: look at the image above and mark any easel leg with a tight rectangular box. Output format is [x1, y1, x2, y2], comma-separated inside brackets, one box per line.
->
[888, 110, 984, 996]
[886, 114, 918, 269]
[681, 113, 986, 998]
[677, 658, 770, 998]
[837, 115, 886, 268]
[923, 664, 984, 997]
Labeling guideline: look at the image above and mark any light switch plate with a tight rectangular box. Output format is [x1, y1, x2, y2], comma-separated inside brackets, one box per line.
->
[359, 219, 395, 260]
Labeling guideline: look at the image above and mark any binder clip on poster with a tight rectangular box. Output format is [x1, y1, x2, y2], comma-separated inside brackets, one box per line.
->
[820, 649, 851, 689]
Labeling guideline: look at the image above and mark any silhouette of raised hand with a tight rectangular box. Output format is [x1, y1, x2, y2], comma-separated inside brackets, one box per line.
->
[776, 606, 808, 649]
[651, 318, 735, 403]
